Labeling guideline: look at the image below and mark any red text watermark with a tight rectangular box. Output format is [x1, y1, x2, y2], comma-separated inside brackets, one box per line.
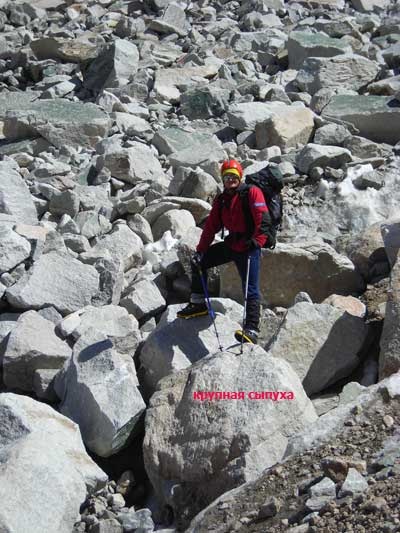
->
[193, 391, 295, 401]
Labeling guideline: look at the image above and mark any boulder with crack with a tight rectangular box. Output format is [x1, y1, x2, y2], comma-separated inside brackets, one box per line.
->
[55, 328, 146, 457]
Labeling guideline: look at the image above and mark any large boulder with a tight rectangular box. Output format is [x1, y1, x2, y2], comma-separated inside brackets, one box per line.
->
[3, 99, 110, 149]
[55, 327, 146, 457]
[152, 208, 196, 241]
[120, 279, 166, 322]
[227, 102, 288, 131]
[0, 161, 38, 225]
[268, 302, 368, 395]
[82, 39, 139, 92]
[0, 226, 31, 275]
[143, 344, 317, 528]
[379, 223, 400, 379]
[296, 144, 352, 174]
[296, 54, 380, 95]
[287, 31, 350, 69]
[5, 251, 100, 315]
[220, 242, 365, 308]
[140, 305, 242, 392]
[2, 310, 71, 393]
[153, 64, 220, 103]
[0, 393, 107, 533]
[321, 95, 400, 144]
[255, 107, 315, 149]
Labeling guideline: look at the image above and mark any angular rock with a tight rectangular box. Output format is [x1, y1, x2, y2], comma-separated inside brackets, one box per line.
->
[2, 310, 71, 392]
[321, 95, 400, 144]
[306, 477, 336, 511]
[351, 0, 390, 12]
[83, 39, 139, 93]
[181, 85, 231, 120]
[227, 102, 288, 131]
[90, 224, 143, 272]
[379, 255, 400, 379]
[143, 344, 317, 526]
[255, 107, 314, 149]
[152, 208, 196, 241]
[168, 137, 225, 172]
[74, 211, 112, 239]
[31, 36, 100, 63]
[127, 214, 154, 244]
[0, 227, 31, 275]
[0, 393, 107, 533]
[0, 161, 38, 225]
[314, 123, 351, 146]
[5, 251, 100, 315]
[180, 169, 219, 204]
[288, 31, 350, 69]
[49, 189, 80, 218]
[268, 301, 368, 395]
[322, 294, 366, 318]
[296, 144, 352, 174]
[163, 197, 211, 224]
[4, 100, 110, 149]
[0, 91, 39, 120]
[296, 54, 379, 95]
[338, 468, 368, 496]
[56, 328, 146, 457]
[149, 3, 188, 37]
[153, 64, 220, 103]
[99, 143, 165, 185]
[220, 242, 365, 308]
[120, 279, 166, 321]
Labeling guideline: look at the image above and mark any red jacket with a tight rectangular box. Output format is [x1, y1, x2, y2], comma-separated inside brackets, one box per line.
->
[197, 186, 269, 253]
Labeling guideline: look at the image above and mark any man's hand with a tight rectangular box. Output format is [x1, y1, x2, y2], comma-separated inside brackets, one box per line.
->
[191, 251, 204, 268]
[246, 238, 260, 251]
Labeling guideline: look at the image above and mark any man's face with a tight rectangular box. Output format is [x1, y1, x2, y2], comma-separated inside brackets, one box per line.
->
[223, 173, 241, 192]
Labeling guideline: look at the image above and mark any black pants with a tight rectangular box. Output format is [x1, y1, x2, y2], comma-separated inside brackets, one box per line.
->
[191, 242, 261, 331]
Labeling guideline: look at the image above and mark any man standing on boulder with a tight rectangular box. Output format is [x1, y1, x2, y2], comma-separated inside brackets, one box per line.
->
[177, 159, 270, 344]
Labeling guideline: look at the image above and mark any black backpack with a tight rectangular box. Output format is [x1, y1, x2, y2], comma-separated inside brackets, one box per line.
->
[219, 165, 283, 249]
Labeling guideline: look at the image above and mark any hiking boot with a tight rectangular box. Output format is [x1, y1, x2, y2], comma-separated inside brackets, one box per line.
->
[177, 302, 208, 319]
[234, 329, 258, 345]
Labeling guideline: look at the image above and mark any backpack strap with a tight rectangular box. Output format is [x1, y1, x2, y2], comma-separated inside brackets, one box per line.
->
[238, 184, 254, 241]
[216, 192, 225, 240]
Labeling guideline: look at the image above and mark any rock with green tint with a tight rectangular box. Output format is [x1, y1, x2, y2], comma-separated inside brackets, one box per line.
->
[181, 85, 231, 120]
[3, 99, 110, 148]
[288, 31, 351, 69]
[321, 95, 400, 144]
[0, 91, 39, 120]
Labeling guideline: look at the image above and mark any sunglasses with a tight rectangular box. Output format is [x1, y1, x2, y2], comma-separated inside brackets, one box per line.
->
[222, 174, 240, 182]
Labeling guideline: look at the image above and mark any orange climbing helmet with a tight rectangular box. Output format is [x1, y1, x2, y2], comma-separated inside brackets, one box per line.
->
[220, 159, 243, 180]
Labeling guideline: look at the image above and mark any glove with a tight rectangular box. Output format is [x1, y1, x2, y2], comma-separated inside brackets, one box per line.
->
[246, 238, 260, 251]
[191, 251, 204, 268]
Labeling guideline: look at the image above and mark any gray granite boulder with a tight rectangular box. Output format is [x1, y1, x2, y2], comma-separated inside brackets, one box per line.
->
[152, 209, 196, 241]
[120, 279, 166, 321]
[288, 31, 350, 69]
[181, 85, 231, 120]
[321, 95, 400, 144]
[90, 224, 143, 272]
[56, 327, 146, 457]
[220, 242, 365, 308]
[5, 251, 100, 315]
[82, 39, 139, 92]
[296, 143, 352, 173]
[269, 302, 368, 395]
[227, 102, 288, 131]
[143, 344, 317, 526]
[0, 161, 38, 225]
[296, 54, 380, 95]
[2, 310, 71, 393]
[0, 393, 107, 533]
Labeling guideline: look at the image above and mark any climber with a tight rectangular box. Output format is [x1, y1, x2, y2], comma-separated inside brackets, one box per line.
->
[177, 159, 270, 344]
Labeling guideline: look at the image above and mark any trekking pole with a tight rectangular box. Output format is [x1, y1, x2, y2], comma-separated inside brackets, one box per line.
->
[198, 267, 224, 352]
[241, 254, 251, 354]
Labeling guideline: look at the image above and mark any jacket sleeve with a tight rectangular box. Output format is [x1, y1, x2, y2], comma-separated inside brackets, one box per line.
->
[196, 196, 223, 253]
[248, 187, 269, 248]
